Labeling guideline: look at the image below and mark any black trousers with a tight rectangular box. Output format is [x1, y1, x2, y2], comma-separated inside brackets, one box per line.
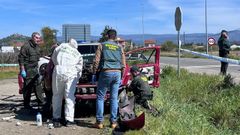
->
[219, 51, 229, 75]
[42, 88, 53, 118]
[23, 74, 45, 107]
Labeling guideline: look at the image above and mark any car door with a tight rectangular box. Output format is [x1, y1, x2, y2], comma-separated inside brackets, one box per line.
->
[122, 46, 160, 88]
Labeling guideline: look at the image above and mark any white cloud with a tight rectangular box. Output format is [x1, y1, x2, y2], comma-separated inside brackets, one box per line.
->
[146, 0, 240, 33]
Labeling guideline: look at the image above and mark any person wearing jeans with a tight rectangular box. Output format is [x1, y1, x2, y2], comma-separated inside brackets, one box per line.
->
[93, 29, 126, 129]
[96, 72, 121, 125]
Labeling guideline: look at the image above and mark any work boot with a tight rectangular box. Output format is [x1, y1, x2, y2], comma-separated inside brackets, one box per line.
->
[63, 120, 76, 127]
[24, 105, 33, 110]
[111, 121, 118, 129]
[93, 121, 104, 129]
[53, 119, 61, 128]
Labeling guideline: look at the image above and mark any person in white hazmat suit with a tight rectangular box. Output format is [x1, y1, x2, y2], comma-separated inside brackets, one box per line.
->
[51, 38, 83, 127]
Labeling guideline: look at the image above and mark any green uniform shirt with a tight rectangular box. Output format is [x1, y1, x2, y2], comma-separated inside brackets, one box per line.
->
[218, 37, 231, 52]
[129, 74, 152, 101]
[18, 40, 40, 78]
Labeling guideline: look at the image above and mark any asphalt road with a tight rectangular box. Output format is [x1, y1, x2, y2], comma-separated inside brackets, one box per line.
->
[160, 57, 240, 83]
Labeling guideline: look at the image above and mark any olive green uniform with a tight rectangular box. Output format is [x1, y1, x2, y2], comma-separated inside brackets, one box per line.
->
[128, 74, 153, 108]
[218, 36, 231, 75]
[18, 40, 45, 107]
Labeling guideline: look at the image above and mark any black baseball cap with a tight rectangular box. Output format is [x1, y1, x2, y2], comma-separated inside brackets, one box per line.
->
[130, 65, 140, 72]
[221, 30, 228, 34]
[106, 29, 117, 36]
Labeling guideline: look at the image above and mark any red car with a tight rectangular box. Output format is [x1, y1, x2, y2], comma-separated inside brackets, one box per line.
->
[18, 44, 160, 101]
[75, 45, 160, 100]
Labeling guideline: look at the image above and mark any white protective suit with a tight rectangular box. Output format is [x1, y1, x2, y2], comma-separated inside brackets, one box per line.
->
[51, 39, 83, 122]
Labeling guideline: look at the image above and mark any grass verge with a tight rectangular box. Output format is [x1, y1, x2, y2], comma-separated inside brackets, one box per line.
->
[124, 66, 240, 135]
[0, 67, 18, 80]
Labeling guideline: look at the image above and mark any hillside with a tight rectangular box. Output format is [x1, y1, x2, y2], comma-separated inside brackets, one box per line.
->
[2, 30, 240, 46]
[0, 34, 30, 46]
[92, 29, 240, 45]
[118, 29, 240, 45]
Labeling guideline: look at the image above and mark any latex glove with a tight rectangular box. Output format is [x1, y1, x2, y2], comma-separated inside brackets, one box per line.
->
[21, 70, 27, 78]
[91, 74, 96, 84]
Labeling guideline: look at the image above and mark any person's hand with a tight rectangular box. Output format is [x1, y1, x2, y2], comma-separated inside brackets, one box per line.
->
[91, 74, 96, 84]
[21, 70, 27, 78]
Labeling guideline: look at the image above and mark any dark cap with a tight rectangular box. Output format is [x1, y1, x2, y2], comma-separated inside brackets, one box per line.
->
[221, 30, 228, 34]
[130, 65, 140, 72]
[106, 29, 117, 36]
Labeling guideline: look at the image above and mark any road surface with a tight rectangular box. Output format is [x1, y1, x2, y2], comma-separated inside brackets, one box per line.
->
[0, 78, 101, 135]
[160, 57, 240, 83]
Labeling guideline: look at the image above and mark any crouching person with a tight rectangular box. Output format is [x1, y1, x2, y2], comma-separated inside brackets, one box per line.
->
[128, 65, 153, 109]
[51, 39, 83, 128]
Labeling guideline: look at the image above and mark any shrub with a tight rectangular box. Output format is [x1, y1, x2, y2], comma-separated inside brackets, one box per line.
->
[161, 41, 177, 52]
[0, 52, 18, 64]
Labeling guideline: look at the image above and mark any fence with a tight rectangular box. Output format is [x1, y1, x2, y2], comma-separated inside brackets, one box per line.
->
[0, 52, 19, 72]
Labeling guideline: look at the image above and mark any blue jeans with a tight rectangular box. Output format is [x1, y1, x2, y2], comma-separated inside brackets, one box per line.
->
[96, 71, 121, 123]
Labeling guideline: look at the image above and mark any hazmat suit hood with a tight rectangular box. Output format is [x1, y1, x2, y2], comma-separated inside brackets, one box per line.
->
[69, 38, 78, 48]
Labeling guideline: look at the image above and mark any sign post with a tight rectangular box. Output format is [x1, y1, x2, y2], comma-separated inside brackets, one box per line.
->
[175, 7, 182, 77]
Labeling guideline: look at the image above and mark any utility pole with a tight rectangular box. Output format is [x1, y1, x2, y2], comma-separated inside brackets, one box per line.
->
[205, 0, 208, 54]
[141, 2, 145, 47]
[183, 32, 186, 46]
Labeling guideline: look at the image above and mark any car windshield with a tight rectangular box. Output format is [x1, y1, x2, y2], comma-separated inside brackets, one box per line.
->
[77, 45, 98, 55]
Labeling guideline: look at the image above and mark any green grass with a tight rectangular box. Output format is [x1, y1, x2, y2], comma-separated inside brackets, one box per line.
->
[123, 66, 240, 135]
[0, 71, 18, 80]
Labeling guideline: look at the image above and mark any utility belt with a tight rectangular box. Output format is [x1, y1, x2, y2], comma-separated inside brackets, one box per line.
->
[95, 68, 122, 81]
[101, 68, 122, 72]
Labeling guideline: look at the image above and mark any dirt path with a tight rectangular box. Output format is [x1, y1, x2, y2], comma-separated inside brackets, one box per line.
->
[0, 78, 101, 135]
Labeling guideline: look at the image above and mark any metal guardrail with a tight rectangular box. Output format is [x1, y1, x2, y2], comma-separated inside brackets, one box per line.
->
[180, 49, 240, 65]
[0, 64, 18, 67]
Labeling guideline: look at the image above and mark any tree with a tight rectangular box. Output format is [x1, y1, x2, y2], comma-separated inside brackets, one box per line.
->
[41, 27, 57, 56]
[99, 25, 112, 43]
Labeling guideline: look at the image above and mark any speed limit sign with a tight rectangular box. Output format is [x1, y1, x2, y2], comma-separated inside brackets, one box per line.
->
[208, 37, 216, 46]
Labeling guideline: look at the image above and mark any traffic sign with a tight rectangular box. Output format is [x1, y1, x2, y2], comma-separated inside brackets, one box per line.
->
[175, 7, 182, 31]
[208, 37, 216, 46]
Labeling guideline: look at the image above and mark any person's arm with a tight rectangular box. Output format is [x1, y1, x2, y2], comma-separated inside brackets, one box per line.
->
[76, 53, 83, 78]
[18, 45, 29, 78]
[121, 47, 126, 69]
[18, 45, 28, 71]
[51, 46, 60, 66]
[224, 39, 231, 50]
[128, 77, 137, 92]
[93, 44, 102, 74]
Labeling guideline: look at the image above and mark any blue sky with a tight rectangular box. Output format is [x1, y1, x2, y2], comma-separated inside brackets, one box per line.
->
[0, 0, 240, 38]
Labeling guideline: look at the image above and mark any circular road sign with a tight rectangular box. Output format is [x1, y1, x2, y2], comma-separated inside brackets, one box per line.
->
[208, 37, 216, 46]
